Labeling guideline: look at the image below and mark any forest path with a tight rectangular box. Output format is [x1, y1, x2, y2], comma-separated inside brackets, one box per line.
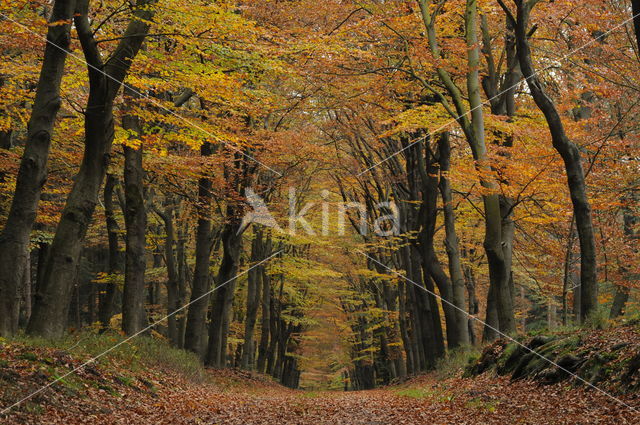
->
[46, 372, 635, 425]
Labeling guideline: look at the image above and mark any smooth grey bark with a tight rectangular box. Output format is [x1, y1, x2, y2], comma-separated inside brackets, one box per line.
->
[511, 0, 598, 322]
[0, 0, 76, 337]
[122, 92, 148, 335]
[27, 0, 155, 337]
[184, 142, 214, 356]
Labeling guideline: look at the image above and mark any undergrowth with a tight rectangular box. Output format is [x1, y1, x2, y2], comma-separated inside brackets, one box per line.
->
[6, 330, 205, 382]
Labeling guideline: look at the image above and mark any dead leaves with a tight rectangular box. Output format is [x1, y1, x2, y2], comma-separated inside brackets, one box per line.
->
[2, 337, 640, 424]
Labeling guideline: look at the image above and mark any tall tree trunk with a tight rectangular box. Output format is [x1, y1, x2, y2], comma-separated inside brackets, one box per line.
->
[176, 225, 189, 348]
[122, 91, 147, 335]
[241, 231, 267, 369]
[184, 142, 214, 356]
[0, 0, 76, 337]
[466, 0, 515, 336]
[256, 265, 272, 372]
[206, 215, 243, 367]
[513, 0, 598, 322]
[18, 255, 32, 327]
[27, 0, 154, 337]
[155, 202, 182, 345]
[437, 133, 470, 347]
[99, 174, 121, 328]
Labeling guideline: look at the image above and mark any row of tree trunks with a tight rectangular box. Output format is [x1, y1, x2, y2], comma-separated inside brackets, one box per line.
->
[27, 0, 155, 338]
[241, 230, 271, 369]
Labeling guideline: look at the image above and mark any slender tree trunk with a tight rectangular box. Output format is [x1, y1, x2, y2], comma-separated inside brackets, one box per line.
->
[466, 0, 515, 336]
[184, 142, 214, 356]
[99, 174, 121, 328]
[256, 266, 272, 372]
[122, 91, 147, 335]
[417, 141, 461, 349]
[156, 202, 181, 345]
[18, 255, 32, 327]
[242, 232, 267, 369]
[206, 215, 243, 367]
[0, 0, 76, 337]
[514, 0, 598, 322]
[437, 133, 470, 347]
[176, 226, 189, 348]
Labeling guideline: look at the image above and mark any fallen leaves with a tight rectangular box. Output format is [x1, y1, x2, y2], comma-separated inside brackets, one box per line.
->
[2, 336, 640, 424]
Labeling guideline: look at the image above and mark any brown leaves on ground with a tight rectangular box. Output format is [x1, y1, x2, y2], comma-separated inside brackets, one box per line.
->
[2, 340, 640, 424]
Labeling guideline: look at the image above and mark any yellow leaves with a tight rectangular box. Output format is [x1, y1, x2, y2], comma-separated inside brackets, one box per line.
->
[380, 104, 451, 139]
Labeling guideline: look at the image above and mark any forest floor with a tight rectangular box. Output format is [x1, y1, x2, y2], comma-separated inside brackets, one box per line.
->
[2, 331, 640, 424]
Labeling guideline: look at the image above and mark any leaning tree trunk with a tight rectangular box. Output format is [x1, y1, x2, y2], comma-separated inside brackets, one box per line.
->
[184, 142, 215, 356]
[513, 0, 597, 322]
[0, 0, 76, 337]
[122, 90, 148, 336]
[27, 0, 154, 337]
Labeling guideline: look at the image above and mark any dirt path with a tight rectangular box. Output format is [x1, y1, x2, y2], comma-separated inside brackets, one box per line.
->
[23, 372, 637, 425]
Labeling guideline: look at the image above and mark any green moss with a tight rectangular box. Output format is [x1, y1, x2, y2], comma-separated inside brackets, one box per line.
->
[466, 397, 498, 412]
[395, 388, 430, 399]
[18, 352, 39, 362]
[116, 375, 135, 387]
